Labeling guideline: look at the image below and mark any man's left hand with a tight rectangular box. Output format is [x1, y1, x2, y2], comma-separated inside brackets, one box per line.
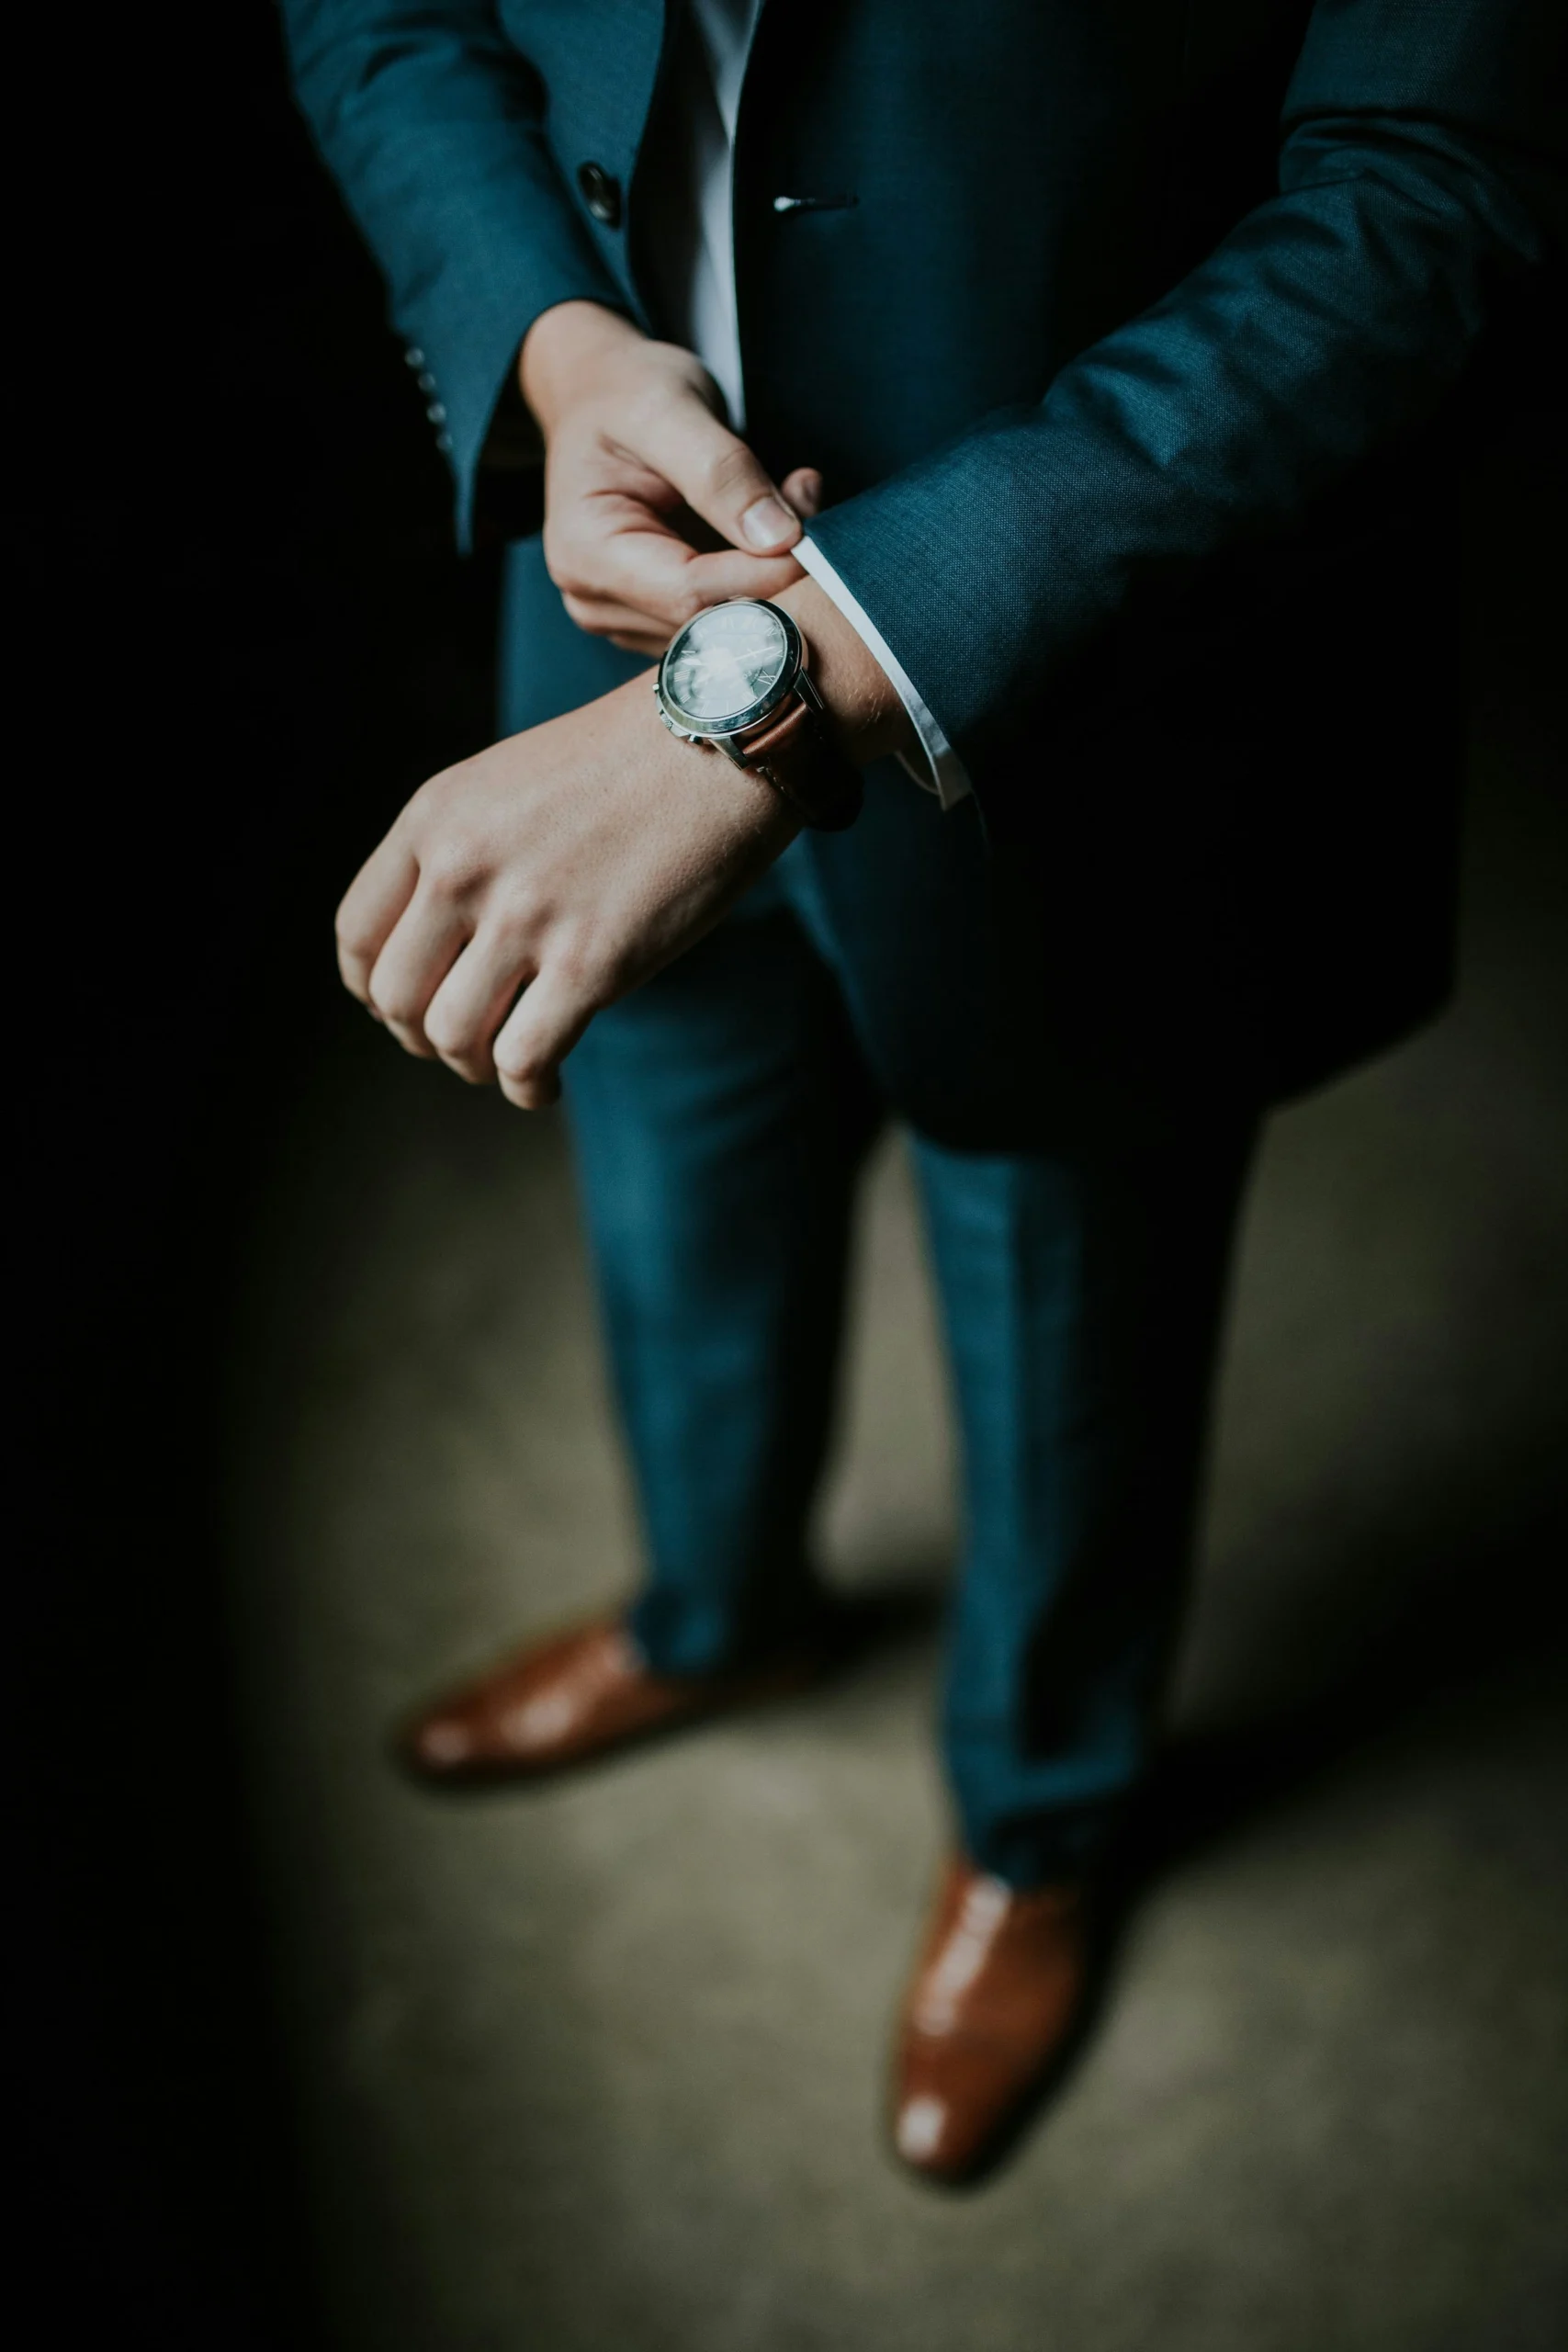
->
[335, 579, 913, 1106]
[334, 667, 800, 1108]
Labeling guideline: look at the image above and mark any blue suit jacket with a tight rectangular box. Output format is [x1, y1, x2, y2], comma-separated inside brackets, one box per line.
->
[283, 0, 1565, 1142]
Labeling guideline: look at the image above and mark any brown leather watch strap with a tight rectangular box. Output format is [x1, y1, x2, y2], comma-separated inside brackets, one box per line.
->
[736, 690, 863, 832]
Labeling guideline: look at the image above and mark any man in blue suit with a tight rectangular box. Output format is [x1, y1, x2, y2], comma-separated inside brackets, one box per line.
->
[284, 0, 1563, 2179]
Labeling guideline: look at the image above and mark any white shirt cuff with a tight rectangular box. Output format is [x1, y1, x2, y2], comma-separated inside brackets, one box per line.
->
[793, 536, 973, 809]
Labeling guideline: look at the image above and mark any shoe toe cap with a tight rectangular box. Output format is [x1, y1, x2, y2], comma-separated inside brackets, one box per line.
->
[406, 1711, 478, 1772]
[890, 2024, 1052, 2183]
[893, 2092, 953, 2166]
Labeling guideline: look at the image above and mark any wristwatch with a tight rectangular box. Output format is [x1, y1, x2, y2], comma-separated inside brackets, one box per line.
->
[654, 599, 863, 831]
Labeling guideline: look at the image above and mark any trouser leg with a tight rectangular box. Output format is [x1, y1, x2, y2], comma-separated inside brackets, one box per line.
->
[563, 884, 883, 1675]
[912, 1121, 1258, 1885]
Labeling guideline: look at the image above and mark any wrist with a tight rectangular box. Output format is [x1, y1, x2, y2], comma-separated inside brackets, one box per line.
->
[655, 594, 875, 832]
[634, 671, 804, 849]
[518, 300, 647, 440]
[773, 579, 919, 769]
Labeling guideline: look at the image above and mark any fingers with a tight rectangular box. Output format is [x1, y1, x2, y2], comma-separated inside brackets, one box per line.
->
[559, 541, 804, 644]
[780, 467, 823, 520]
[492, 959, 600, 1112]
[365, 880, 472, 1059]
[355, 878, 615, 1103]
[558, 541, 804, 646]
[335, 833, 419, 1003]
[422, 922, 539, 1083]
[542, 361, 824, 638]
[563, 511, 800, 611]
[557, 584, 676, 652]
[634, 396, 803, 558]
[675, 544, 806, 606]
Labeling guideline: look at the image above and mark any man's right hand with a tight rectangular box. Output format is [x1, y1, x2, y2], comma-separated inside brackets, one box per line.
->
[519, 300, 821, 658]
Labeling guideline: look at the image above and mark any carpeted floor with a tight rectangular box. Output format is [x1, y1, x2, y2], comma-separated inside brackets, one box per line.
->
[225, 719, 1567, 2351]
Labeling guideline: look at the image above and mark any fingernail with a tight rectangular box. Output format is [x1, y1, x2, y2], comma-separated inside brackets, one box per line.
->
[741, 495, 795, 549]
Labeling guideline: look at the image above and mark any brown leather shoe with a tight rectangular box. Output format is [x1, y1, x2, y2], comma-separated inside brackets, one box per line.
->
[890, 1855, 1089, 2184]
[400, 1613, 821, 1784]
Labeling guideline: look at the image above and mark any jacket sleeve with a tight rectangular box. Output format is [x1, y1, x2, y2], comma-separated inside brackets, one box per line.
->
[805, 0, 1567, 788]
[281, 0, 626, 547]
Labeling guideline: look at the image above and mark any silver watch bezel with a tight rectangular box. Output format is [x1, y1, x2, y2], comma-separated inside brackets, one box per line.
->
[654, 599, 805, 758]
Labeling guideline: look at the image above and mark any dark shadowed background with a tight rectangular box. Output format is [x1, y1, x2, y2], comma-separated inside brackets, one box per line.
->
[20, 6, 1566, 2346]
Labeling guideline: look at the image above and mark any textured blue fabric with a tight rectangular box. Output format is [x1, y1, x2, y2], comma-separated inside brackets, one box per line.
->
[912, 1124, 1254, 1881]
[563, 878, 879, 1676]
[285, 0, 1563, 712]
[287, 0, 1562, 1116]
[806, 0, 1566, 784]
[281, 0, 658, 545]
[563, 870, 1254, 1883]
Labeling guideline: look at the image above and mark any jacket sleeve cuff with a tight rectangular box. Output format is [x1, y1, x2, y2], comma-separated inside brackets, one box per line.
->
[460, 292, 633, 549]
[435, 266, 626, 553]
[795, 536, 973, 808]
[284, 20, 631, 554]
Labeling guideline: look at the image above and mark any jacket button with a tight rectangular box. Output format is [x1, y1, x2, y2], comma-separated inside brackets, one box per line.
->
[577, 161, 622, 227]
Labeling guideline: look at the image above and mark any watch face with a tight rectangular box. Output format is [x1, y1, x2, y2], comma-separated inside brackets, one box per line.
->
[663, 601, 792, 729]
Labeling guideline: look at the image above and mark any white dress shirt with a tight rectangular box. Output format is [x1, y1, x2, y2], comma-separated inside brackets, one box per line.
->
[665, 0, 972, 808]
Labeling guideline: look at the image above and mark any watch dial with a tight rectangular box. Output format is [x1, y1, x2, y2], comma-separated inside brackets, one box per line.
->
[665, 602, 789, 724]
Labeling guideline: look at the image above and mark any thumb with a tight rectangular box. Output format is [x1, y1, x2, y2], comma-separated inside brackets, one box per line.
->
[640, 392, 802, 555]
[780, 467, 823, 520]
